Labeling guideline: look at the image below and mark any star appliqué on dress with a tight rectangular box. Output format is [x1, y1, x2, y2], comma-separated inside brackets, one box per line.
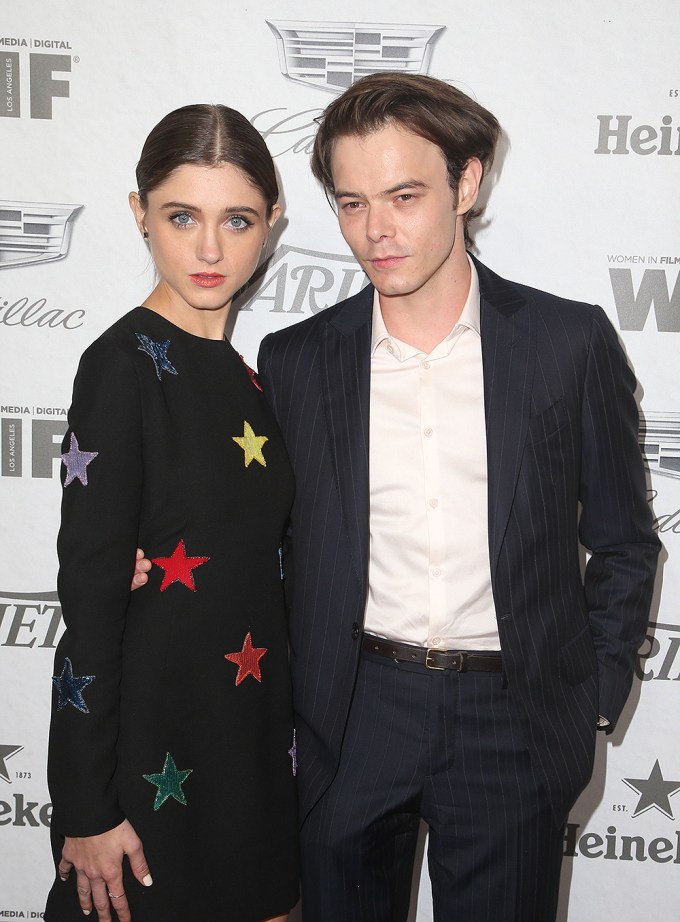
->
[225, 632, 267, 685]
[143, 752, 193, 810]
[288, 730, 297, 777]
[61, 433, 98, 486]
[52, 657, 95, 713]
[151, 539, 210, 591]
[136, 333, 178, 380]
[623, 760, 680, 819]
[239, 354, 263, 392]
[232, 421, 268, 468]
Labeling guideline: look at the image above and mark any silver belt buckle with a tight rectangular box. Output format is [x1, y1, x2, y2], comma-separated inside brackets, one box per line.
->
[425, 648, 445, 670]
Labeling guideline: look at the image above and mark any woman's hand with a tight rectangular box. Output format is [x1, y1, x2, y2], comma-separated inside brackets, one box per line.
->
[131, 548, 151, 589]
[58, 819, 153, 921]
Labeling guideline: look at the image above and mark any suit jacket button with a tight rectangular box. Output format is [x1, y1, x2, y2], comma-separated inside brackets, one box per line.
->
[351, 622, 360, 640]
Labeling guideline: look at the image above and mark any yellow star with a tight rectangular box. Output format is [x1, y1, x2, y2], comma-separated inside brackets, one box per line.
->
[232, 420, 268, 468]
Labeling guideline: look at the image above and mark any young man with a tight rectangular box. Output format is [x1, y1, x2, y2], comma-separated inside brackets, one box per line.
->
[256, 74, 660, 920]
[134, 74, 658, 919]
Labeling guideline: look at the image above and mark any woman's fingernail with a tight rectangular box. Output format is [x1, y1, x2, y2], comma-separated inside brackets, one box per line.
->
[59, 876, 68, 882]
[83, 912, 91, 917]
[143, 873, 153, 886]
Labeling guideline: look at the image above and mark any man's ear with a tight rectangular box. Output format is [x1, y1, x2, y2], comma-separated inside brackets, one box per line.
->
[456, 157, 483, 217]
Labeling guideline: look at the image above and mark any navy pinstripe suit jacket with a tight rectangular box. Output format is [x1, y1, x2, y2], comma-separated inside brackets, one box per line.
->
[258, 257, 660, 826]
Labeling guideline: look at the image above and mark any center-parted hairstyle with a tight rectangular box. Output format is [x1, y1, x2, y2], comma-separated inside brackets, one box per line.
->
[311, 73, 501, 247]
[136, 103, 278, 216]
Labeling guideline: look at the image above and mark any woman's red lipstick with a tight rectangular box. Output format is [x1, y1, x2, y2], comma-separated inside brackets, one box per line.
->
[190, 273, 225, 288]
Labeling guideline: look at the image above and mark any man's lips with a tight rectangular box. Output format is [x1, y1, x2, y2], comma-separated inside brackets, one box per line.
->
[369, 256, 406, 269]
[190, 273, 226, 288]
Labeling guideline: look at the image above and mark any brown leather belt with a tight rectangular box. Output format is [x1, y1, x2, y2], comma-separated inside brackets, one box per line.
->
[362, 634, 502, 673]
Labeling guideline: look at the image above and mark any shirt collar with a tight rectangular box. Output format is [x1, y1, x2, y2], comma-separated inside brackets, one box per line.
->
[371, 255, 481, 359]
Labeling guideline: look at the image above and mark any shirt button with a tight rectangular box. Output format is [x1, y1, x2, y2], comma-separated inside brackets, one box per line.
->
[429, 498, 438, 509]
[387, 344, 394, 355]
[431, 567, 441, 578]
[430, 636, 442, 646]
[423, 426, 433, 438]
[422, 361, 430, 370]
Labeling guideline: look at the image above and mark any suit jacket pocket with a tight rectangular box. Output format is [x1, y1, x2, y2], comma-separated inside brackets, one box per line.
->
[559, 624, 598, 686]
[527, 397, 567, 445]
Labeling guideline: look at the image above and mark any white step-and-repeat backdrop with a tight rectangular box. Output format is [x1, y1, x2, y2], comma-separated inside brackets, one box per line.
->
[1, 1, 678, 917]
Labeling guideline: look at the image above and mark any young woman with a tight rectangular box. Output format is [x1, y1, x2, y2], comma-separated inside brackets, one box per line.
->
[45, 105, 298, 922]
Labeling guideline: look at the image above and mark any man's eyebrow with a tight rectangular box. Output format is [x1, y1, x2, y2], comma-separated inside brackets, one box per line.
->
[334, 180, 429, 200]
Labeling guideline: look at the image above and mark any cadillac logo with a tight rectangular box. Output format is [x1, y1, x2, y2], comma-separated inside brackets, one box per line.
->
[640, 411, 680, 479]
[0, 199, 82, 268]
[267, 20, 444, 93]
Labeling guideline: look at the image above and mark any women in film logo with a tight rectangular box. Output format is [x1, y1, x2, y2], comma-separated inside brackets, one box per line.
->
[1, 36, 75, 120]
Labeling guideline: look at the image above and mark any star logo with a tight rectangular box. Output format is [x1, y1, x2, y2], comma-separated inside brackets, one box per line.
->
[151, 539, 210, 591]
[143, 752, 193, 810]
[239, 354, 263, 392]
[225, 632, 268, 685]
[52, 658, 95, 713]
[135, 333, 179, 380]
[288, 730, 297, 777]
[232, 420, 268, 468]
[0, 745, 23, 784]
[623, 760, 680, 819]
[61, 433, 98, 487]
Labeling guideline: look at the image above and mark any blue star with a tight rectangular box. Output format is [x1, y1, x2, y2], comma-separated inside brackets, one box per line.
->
[61, 433, 98, 487]
[52, 657, 95, 713]
[135, 334, 178, 380]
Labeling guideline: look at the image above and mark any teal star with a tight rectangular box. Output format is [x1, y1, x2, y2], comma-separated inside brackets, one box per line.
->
[143, 752, 192, 810]
[52, 657, 95, 713]
[135, 334, 178, 380]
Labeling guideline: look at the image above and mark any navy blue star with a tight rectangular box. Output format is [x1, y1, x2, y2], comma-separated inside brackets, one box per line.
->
[52, 657, 95, 713]
[135, 334, 178, 380]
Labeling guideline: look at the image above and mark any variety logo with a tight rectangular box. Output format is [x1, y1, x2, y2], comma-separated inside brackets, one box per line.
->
[595, 115, 680, 155]
[1, 37, 76, 119]
[0, 745, 23, 784]
[235, 243, 368, 317]
[267, 20, 443, 94]
[0, 591, 63, 650]
[0, 200, 82, 269]
[640, 412, 680, 479]
[1, 408, 67, 478]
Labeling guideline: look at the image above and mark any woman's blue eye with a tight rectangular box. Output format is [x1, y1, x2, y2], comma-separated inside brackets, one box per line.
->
[228, 215, 250, 230]
[171, 212, 193, 227]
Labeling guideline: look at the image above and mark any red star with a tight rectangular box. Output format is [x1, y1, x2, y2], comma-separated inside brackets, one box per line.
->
[239, 354, 263, 392]
[151, 539, 210, 591]
[225, 632, 267, 685]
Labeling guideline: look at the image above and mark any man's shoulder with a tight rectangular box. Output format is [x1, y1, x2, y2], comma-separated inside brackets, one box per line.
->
[260, 284, 373, 355]
[476, 257, 600, 325]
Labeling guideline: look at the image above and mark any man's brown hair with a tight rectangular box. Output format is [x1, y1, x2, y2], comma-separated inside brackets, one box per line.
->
[311, 72, 501, 247]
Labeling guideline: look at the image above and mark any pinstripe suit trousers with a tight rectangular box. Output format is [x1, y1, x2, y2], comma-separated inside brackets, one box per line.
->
[299, 651, 564, 922]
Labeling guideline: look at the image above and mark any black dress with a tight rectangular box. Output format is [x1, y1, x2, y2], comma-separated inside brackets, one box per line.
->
[45, 307, 299, 920]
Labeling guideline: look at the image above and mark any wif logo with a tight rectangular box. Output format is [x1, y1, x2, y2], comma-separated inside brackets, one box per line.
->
[1, 39, 76, 119]
[267, 20, 443, 93]
[0, 200, 82, 270]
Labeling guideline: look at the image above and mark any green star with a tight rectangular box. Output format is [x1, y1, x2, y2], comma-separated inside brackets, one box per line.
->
[143, 752, 193, 810]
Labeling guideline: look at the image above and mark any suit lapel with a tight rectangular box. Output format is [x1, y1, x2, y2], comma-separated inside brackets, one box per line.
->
[320, 285, 373, 597]
[477, 260, 534, 580]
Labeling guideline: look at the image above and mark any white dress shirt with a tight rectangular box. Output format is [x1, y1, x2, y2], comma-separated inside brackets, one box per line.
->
[364, 260, 501, 650]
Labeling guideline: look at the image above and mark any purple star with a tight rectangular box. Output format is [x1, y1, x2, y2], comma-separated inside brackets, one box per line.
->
[61, 433, 98, 486]
[288, 730, 297, 777]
